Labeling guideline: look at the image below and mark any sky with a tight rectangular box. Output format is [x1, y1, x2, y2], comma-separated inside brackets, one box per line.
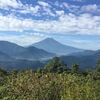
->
[0, 0, 100, 50]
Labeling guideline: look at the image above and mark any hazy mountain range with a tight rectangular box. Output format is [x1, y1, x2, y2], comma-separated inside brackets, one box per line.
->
[0, 38, 100, 70]
[0, 40, 55, 61]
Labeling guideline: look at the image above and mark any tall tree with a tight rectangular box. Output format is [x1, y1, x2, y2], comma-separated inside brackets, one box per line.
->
[71, 64, 79, 73]
[45, 57, 67, 73]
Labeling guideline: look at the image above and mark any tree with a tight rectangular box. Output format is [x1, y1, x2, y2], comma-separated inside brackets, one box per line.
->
[0, 68, 7, 76]
[71, 64, 79, 73]
[96, 60, 100, 72]
[92, 60, 100, 80]
[45, 57, 67, 73]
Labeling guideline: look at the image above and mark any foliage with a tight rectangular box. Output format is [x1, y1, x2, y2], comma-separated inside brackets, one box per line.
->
[71, 64, 79, 73]
[0, 57, 100, 100]
[0, 68, 7, 77]
[0, 71, 99, 100]
[45, 57, 67, 73]
[96, 60, 100, 72]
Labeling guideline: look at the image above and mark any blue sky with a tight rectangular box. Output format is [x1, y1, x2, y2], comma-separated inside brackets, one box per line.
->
[0, 0, 100, 50]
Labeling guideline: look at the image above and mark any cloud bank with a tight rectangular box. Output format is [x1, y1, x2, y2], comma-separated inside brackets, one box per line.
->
[0, 0, 100, 43]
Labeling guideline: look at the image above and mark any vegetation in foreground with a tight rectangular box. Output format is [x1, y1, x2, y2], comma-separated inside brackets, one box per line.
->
[0, 57, 100, 100]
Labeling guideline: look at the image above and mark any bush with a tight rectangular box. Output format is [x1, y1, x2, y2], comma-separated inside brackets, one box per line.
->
[0, 70, 100, 100]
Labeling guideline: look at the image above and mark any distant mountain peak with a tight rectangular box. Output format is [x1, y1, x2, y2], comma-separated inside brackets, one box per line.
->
[41, 38, 59, 43]
[44, 37, 53, 40]
[32, 38, 83, 55]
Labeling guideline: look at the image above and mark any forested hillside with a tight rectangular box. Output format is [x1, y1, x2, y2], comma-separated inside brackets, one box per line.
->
[0, 57, 100, 100]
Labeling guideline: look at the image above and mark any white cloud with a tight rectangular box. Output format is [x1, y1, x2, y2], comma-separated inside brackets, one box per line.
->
[62, 2, 69, 8]
[81, 4, 100, 13]
[38, 1, 50, 7]
[72, 0, 84, 2]
[37, 1, 55, 16]
[0, 0, 22, 9]
[61, 2, 80, 13]
[39, 6, 55, 17]
[20, 5, 40, 15]
[0, 13, 100, 35]
[56, 10, 65, 16]
[0, 33, 46, 46]
[61, 3, 100, 15]
[0, 0, 40, 16]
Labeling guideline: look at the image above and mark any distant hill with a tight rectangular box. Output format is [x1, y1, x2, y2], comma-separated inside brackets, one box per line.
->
[17, 46, 55, 60]
[0, 40, 55, 70]
[0, 41, 55, 60]
[0, 41, 25, 57]
[60, 50, 100, 70]
[95, 50, 100, 55]
[0, 60, 44, 71]
[32, 38, 83, 55]
[0, 51, 14, 61]
[69, 50, 95, 57]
